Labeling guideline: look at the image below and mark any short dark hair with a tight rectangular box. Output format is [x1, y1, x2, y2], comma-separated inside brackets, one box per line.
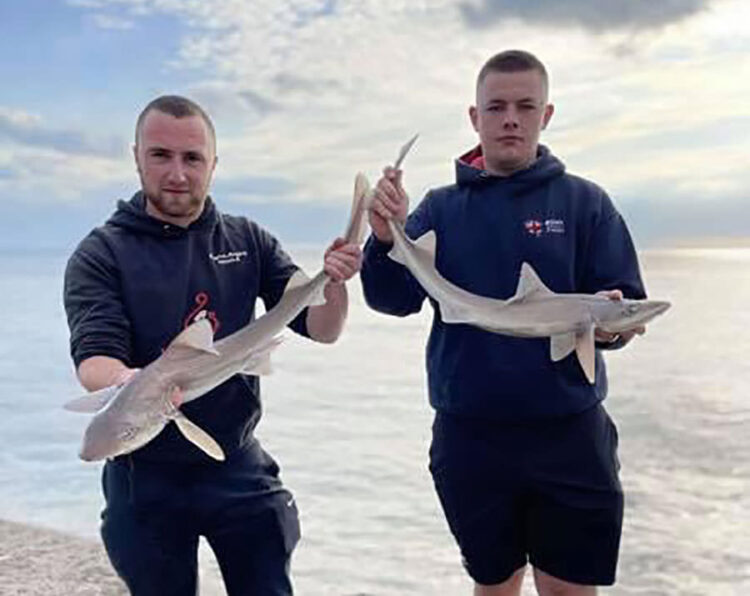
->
[477, 50, 549, 98]
[135, 95, 216, 149]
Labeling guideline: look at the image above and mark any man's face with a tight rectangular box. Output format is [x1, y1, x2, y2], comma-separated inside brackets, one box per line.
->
[134, 110, 217, 226]
[469, 69, 554, 176]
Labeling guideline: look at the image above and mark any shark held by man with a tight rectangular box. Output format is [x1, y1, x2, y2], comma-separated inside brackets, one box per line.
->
[64, 173, 371, 462]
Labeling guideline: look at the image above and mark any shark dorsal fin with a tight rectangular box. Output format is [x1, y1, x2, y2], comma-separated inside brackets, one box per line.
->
[509, 263, 554, 302]
[170, 318, 219, 356]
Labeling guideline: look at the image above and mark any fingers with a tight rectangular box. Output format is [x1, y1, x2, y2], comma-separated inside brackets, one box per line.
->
[370, 167, 408, 222]
[324, 242, 363, 283]
[594, 329, 619, 343]
[596, 289, 624, 301]
[168, 385, 185, 408]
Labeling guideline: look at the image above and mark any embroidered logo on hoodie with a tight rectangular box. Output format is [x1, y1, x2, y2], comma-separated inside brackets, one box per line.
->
[524, 219, 566, 237]
[210, 250, 248, 265]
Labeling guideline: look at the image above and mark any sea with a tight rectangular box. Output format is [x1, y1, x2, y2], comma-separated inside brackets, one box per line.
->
[0, 245, 748, 595]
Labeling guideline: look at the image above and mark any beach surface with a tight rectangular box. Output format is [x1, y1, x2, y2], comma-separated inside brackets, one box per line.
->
[0, 518, 125, 595]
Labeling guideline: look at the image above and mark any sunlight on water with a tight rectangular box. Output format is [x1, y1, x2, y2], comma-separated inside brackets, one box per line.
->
[1, 246, 748, 595]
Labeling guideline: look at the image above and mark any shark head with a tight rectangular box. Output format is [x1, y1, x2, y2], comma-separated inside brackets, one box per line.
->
[78, 384, 167, 461]
[595, 298, 671, 333]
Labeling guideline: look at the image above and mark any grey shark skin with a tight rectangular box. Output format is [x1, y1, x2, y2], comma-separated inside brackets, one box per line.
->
[386, 220, 671, 384]
[65, 173, 371, 462]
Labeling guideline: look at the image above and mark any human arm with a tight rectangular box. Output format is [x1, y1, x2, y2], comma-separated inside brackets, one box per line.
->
[305, 237, 362, 343]
[77, 356, 139, 392]
[64, 234, 136, 390]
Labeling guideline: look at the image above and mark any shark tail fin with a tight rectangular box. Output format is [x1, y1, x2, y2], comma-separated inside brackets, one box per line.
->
[508, 262, 554, 304]
[169, 318, 220, 356]
[342, 173, 370, 246]
[63, 385, 120, 413]
[173, 413, 225, 461]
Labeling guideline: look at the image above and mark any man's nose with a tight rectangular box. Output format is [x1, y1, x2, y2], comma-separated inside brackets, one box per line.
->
[502, 108, 520, 129]
[167, 159, 188, 182]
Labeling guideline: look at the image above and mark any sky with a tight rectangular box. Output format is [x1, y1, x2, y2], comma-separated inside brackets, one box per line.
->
[1, 0, 748, 249]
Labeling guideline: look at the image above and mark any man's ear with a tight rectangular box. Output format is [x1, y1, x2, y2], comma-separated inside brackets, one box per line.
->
[469, 105, 479, 132]
[541, 103, 555, 130]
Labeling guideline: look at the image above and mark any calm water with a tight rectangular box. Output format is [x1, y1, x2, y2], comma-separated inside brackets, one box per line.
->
[0, 246, 748, 595]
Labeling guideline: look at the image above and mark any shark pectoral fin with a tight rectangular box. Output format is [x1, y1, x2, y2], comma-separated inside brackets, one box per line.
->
[63, 385, 120, 413]
[575, 325, 597, 384]
[550, 333, 577, 362]
[173, 414, 225, 461]
[509, 262, 554, 303]
[169, 319, 220, 356]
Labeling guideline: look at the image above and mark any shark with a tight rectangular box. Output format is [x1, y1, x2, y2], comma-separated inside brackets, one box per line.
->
[64, 173, 371, 462]
[376, 135, 670, 384]
[386, 219, 671, 384]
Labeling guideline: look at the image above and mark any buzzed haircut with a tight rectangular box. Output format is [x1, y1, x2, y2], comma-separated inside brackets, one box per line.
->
[477, 50, 549, 98]
[135, 95, 216, 148]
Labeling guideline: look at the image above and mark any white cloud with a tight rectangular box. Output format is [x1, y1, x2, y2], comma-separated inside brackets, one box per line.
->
[52, 0, 750, 214]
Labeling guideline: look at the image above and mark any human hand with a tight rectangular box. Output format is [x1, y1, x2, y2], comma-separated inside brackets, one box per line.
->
[368, 166, 409, 243]
[594, 289, 646, 343]
[323, 237, 363, 283]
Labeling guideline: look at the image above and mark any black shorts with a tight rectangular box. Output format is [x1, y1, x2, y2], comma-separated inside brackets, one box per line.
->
[429, 403, 623, 587]
[100, 444, 300, 595]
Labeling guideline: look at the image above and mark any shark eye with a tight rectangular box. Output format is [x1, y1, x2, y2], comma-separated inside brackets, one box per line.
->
[626, 304, 640, 315]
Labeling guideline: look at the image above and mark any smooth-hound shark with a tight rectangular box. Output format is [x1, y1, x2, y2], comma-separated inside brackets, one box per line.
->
[378, 136, 670, 384]
[65, 173, 371, 462]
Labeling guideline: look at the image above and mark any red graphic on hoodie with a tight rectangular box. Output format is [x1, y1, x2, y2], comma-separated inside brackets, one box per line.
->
[184, 292, 220, 334]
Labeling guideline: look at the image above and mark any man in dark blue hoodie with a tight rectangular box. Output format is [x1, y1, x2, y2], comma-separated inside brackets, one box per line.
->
[64, 95, 362, 595]
[361, 51, 648, 595]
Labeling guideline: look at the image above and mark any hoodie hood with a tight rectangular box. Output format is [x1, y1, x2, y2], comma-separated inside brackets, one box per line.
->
[455, 144, 565, 194]
[106, 192, 218, 238]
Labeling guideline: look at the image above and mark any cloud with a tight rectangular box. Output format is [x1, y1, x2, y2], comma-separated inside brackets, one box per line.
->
[0, 107, 126, 158]
[459, 0, 712, 33]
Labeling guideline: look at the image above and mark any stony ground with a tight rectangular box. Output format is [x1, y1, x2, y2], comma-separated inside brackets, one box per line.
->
[0, 519, 126, 595]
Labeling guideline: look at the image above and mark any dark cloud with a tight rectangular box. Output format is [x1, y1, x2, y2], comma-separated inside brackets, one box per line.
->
[459, 0, 711, 33]
[273, 73, 342, 95]
[0, 113, 125, 158]
[238, 90, 280, 114]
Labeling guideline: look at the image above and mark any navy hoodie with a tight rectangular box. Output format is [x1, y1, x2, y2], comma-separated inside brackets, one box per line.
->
[361, 145, 646, 421]
[64, 192, 308, 463]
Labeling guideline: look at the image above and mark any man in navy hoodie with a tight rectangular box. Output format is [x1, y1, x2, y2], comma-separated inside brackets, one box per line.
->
[361, 51, 647, 595]
[64, 95, 361, 595]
